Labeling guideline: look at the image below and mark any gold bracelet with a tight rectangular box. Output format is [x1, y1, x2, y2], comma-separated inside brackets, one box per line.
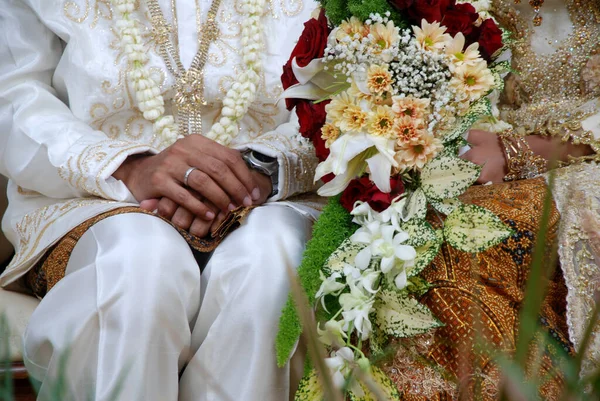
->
[498, 131, 548, 182]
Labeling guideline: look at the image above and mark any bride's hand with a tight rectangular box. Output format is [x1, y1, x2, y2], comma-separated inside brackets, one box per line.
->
[461, 129, 508, 184]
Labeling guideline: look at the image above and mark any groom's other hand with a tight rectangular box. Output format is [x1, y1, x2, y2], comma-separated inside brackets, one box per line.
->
[114, 136, 261, 221]
[140, 169, 272, 237]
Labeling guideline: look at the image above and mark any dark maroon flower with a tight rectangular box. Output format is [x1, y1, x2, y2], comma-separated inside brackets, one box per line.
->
[471, 18, 503, 61]
[296, 100, 330, 161]
[442, 3, 478, 37]
[340, 177, 405, 212]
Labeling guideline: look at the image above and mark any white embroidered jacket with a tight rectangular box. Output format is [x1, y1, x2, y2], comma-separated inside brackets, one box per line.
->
[0, 0, 320, 286]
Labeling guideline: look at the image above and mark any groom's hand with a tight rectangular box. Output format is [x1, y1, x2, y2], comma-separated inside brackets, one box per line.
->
[140, 169, 272, 237]
[114, 135, 261, 221]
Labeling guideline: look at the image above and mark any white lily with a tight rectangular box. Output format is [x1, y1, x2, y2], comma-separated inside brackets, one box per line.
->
[358, 269, 381, 294]
[315, 131, 397, 196]
[351, 223, 416, 274]
[339, 282, 375, 339]
[317, 319, 348, 347]
[316, 271, 346, 312]
[324, 347, 357, 390]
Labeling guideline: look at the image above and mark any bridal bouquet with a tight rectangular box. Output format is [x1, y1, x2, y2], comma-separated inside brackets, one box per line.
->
[276, 0, 512, 398]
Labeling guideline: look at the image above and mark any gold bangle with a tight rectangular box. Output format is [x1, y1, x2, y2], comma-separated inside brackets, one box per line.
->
[498, 131, 548, 182]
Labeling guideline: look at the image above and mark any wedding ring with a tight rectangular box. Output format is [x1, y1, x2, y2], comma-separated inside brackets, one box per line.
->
[183, 167, 198, 187]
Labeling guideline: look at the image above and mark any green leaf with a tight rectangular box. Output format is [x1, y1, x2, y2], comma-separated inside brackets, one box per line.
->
[294, 369, 324, 401]
[349, 367, 402, 401]
[429, 197, 463, 215]
[374, 290, 443, 338]
[323, 238, 366, 276]
[402, 188, 427, 220]
[443, 204, 513, 253]
[420, 154, 481, 201]
[440, 97, 492, 143]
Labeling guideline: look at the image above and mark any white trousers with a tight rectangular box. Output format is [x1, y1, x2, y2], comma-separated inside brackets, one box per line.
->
[22, 204, 314, 401]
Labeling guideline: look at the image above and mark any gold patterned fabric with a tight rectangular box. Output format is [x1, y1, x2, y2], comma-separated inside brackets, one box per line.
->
[25, 206, 253, 298]
[380, 178, 573, 400]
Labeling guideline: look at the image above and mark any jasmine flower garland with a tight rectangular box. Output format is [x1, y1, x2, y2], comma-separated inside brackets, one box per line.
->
[112, 0, 265, 148]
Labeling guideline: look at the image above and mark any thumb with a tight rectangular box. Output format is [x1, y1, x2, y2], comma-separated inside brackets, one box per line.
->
[139, 198, 160, 211]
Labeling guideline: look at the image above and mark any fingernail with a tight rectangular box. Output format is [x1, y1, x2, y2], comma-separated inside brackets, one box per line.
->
[243, 196, 252, 207]
[228, 203, 236, 211]
[205, 211, 216, 220]
[251, 187, 261, 201]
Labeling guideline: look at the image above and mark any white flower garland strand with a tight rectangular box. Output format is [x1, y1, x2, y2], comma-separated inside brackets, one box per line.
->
[113, 0, 265, 147]
[206, 0, 265, 146]
[114, 0, 179, 146]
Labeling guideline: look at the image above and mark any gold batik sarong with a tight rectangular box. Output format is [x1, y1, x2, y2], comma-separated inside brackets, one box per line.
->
[26, 206, 253, 298]
[382, 177, 572, 400]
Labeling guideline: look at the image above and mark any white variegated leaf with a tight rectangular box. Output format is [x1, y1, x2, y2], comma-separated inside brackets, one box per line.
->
[399, 220, 442, 277]
[430, 197, 463, 215]
[491, 70, 504, 94]
[323, 238, 366, 275]
[402, 188, 427, 220]
[410, 237, 442, 277]
[400, 219, 437, 248]
[490, 60, 511, 74]
[349, 367, 401, 401]
[368, 329, 389, 357]
[441, 97, 492, 143]
[443, 204, 514, 253]
[294, 370, 323, 401]
[374, 290, 443, 338]
[420, 155, 481, 201]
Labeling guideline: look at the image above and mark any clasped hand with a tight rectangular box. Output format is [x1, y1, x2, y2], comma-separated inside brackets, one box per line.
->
[114, 135, 272, 237]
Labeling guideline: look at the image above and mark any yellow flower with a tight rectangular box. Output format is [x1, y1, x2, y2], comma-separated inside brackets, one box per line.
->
[325, 92, 355, 124]
[321, 123, 341, 148]
[341, 105, 368, 132]
[326, 92, 368, 131]
[391, 96, 430, 121]
[445, 33, 482, 68]
[336, 17, 369, 41]
[450, 61, 495, 101]
[413, 19, 451, 52]
[366, 106, 396, 139]
[394, 133, 443, 170]
[367, 65, 393, 95]
[394, 116, 424, 142]
[371, 21, 399, 50]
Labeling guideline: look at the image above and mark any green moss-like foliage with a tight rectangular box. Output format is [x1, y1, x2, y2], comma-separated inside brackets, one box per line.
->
[319, 0, 407, 28]
[276, 196, 358, 367]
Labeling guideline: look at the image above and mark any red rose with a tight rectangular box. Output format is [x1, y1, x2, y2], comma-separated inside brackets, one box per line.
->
[389, 0, 415, 9]
[281, 9, 330, 109]
[402, 0, 453, 23]
[472, 19, 503, 61]
[442, 3, 478, 37]
[340, 177, 405, 213]
[296, 100, 330, 161]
